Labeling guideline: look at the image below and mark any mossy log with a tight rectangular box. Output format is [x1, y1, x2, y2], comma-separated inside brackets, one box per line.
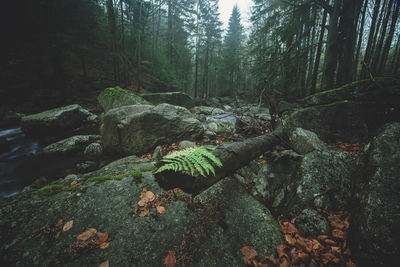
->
[155, 128, 283, 193]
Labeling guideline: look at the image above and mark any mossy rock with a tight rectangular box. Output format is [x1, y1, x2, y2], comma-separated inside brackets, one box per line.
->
[98, 87, 151, 112]
[141, 91, 195, 109]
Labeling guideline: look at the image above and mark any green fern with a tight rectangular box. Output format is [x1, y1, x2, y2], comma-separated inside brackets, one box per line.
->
[154, 146, 222, 177]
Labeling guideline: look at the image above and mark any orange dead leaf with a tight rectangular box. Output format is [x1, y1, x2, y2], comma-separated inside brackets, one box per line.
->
[324, 239, 337, 246]
[284, 235, 297, 246]
[277, 244, 288, 259]
[96, 232, 109, 244]
[240, 246, 258, 265]
[138, 199, 147, 207]
[145, 191, 155, 202]
[346, 260, 357, 267]
[99, 260, 109, 267]
[343, 248, 352, 256]
[157, 206, 166, 214]
[163, 251, 176, 267]
[56, 218, 63, 227]
[62, 220, 73, 232]
[71, 181, 78, 186]
[138, 209, 150, 217]
[55, 231, 62, 239]
[77, 228, 97, 241]
[321, 252, 340, 264]
[263, 256, 280, 266]
[279, 257, 290, 267]
[331, 246, 342, 255]
[99, 242, 111, 249]
[317, 235, 329, 242]
[332, 229, 346, 240]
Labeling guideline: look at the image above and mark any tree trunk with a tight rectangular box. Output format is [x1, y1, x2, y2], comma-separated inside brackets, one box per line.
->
[107, 0, 120, 85]
[311, 8, 328, 94]
[323, 0, 340, 90]
[372, 0, 394, 74]
[361, 0, 381, 78]
[378, 2, 400, 73]
[156, 129, 283, 193]
[354, 0, 367, 80]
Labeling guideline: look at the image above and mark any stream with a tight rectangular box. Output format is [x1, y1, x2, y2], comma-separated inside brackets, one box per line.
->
[0, 127, 43, 198]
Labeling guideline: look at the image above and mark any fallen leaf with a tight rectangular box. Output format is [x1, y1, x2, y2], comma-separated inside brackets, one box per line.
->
[277, 244, 288, 259]
[331, 246, 341, 255]
[317, 235, 329, 242]
[62, 220, 74, 232]
[332, 229, 346, 240]
[298, 251, 309, 262]
[346, 260, 356, 267]
[263, 256, 280, 265]
[240, 246, 258, 265]
[99, 242, 111, 249]
[279, 257, 290, 267]
[71, 181, 78, 186]
[138, 199, 147, 207]
[138, 209, 150, 217]
[157, 205, 166, 214]
[321, 252, 340, 264]
[324, 239, 337, 246]
[99, 260, 109, 267]
[55, 231, 62, 239]
[284, 235, 296, 246]
[145, 191, 155, 202]
[163, 250, 176, 267]
[96, 232, 109, 244]
[77, 228, 97, 241]
[56, 218, 63, 227]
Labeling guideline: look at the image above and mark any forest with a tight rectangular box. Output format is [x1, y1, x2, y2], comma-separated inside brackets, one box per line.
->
[0, 0, 399, 267]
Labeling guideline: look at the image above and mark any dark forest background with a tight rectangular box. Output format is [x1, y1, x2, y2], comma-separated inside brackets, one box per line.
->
[1, 0, 399, 111]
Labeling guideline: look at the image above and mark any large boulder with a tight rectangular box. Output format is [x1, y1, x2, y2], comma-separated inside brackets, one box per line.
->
[206, 117, 236, 135]
[21, 104, 96, 137]
[234, 149, 358, 217]
[38, 135, 101, 156]
[194, 106, 225, 115]
[351, 123, 400, 266]
[141, 92, 195, 109]
[304, 77, 400, 133]
[0, 156, 283, 266]
[97, 87, 151, 112]
[101, 104, 203, 155]
[284, 101, 369, 143]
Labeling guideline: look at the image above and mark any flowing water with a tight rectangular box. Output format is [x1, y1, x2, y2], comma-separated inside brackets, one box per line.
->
[0, 127, 43, 198]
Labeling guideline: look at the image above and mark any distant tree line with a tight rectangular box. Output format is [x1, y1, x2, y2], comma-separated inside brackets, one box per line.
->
[249, 0, 400, 100]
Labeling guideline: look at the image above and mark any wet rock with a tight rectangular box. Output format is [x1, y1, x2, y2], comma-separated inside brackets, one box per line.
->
[84, 143, 103, 159]
[195, 178, 284, 264]
[289, 128, 327, 154]
[76, 161, 98, 173]
[141, 92, 194, 109]
[39, 135, 101, 156]
[284, 101, 369, 143]
[97, 87, 150, 112]
[0, 157, 282, 266]
[351, 123, 400, 266]
[206, 118, 235, 135]
[178, 140, 197, 150]
[194, 106, 225, 115]
[102, 104, 203, 155]
[152, 145, 164, 161]
[21, 104, 96, 137]
[296, 208, 330, 236]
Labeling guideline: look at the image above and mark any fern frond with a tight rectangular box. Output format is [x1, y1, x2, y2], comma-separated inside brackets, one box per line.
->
[154, 146, 223, 177]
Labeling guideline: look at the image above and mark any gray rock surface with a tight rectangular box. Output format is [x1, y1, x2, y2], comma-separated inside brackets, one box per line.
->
[97, 87, 150, 112]
[141, 92, 194, 109]
[21, 104, 97, 137]
[39, 135, 101, 156]
[289, 128, 327, 154]
[178, 140, 197, 150]
[351, 123, 400, 266]
[206, 118, 235, 135]
[84, 143, 104, 159]
[296, 208, 330, 236]
[102, 104, 203, 155]
[0, 156, 283, 267]
[194, 106, 225, 115]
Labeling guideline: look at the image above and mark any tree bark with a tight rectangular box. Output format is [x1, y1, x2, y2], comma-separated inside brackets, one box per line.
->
[311, 8, 328, 94]
[156, 129, 283, 193]
[354, 0, 367, 80]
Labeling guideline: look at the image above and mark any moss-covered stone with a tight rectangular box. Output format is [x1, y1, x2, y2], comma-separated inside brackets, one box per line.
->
[141, 91, 195, 109]
[97, 86, 151, 112]
[37, 184, 73, 196]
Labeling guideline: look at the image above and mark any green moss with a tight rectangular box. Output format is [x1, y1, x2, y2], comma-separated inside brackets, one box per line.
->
[320, 100, 350, 107]
[140, 166, 155, 172]
[86, 174, 113, 183]
[100, 86, 129, 97]
[37, 184, 73, 196]
[86, 169, 144, 183]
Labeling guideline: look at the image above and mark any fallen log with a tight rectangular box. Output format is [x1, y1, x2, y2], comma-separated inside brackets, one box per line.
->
[155, 127, 283, 193]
